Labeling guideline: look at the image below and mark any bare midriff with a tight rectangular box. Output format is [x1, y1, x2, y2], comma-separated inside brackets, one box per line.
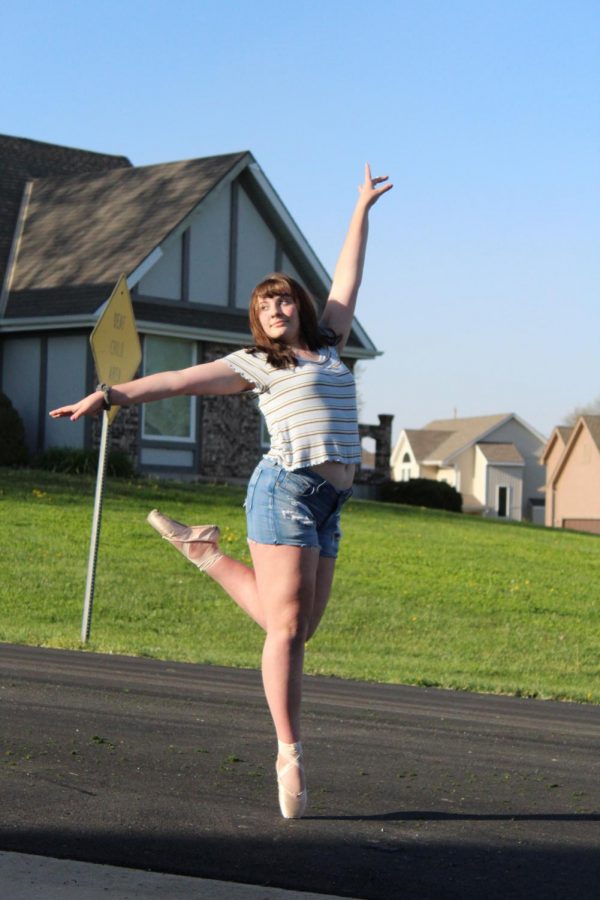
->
[309, 460, 355, 491]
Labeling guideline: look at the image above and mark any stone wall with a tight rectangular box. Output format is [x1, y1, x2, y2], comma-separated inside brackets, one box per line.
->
[199, 342, 263, 479]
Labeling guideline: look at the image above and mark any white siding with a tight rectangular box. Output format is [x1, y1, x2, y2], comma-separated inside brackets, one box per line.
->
[473, 445, 489, 505]
[2, 337, 42, 454]
[487, 465, 523, 520]
[45, 335, 87, 449]
[483, 419, 545, 515]
[139, 238, 182, 300]
[188, 184, 231, 306]
[235, 187, 277, 308]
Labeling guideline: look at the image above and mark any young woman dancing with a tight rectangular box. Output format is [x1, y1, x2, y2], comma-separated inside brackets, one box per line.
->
[50, 164, 392, 818]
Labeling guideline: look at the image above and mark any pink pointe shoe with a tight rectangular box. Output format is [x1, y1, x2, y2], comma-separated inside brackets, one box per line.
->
[146, 509, 223, 572]
[276, 741, 307, 819]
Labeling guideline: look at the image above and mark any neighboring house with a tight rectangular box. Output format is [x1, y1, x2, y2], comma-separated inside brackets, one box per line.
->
[391, 413, 546, 521]
[0, 135, 380, 479]
[541, 416, 600, 534]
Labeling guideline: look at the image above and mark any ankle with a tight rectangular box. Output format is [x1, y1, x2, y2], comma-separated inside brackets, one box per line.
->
[278, 740, 302, 755]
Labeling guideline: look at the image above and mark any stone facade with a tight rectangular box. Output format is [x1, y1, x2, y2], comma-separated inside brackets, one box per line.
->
[200, 342, 263, 479]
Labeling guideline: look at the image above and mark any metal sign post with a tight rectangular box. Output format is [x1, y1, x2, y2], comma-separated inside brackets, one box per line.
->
[82, 274, 141, 643]
[81, 410, 111, 642]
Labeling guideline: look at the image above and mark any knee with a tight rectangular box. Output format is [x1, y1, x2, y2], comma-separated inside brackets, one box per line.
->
[267, 610, 310, 646]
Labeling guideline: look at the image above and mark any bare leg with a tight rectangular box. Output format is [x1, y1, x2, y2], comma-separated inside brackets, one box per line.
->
[250, 542, 320, 798]
[172, 540, 335, 640]
[307, 556, 337, 641]
[176, 541, 266, 630]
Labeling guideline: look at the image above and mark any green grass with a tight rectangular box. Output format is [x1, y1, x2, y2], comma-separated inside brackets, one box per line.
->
[1, 467, 598, 703]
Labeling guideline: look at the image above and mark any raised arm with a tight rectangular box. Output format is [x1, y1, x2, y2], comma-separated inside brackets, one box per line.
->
[320, 163, 392, 350]
[49, 359, 250, 422]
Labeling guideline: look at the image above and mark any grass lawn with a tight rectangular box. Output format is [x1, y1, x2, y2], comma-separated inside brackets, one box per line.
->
[1, 467, 598, 703]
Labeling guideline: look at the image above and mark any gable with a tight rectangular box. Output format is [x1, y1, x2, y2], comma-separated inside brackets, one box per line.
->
[1, 138, 379, 356]
[551, 416, 600, 487]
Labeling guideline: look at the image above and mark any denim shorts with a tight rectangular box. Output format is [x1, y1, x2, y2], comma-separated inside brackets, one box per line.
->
[244, 457, 353, 558]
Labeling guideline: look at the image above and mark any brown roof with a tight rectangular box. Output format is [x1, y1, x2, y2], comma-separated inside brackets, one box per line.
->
[477, 442, 524, 464]
[581, 415, 600, 451]
[421, 414, 510, 462]
[9, 152, 247, 296]
[403, 429, 452, 461]
[541, 424, 573, 464]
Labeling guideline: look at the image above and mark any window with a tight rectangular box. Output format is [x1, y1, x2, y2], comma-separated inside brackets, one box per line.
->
[142, 336, 196, 441]
[259, 413, 270, 449]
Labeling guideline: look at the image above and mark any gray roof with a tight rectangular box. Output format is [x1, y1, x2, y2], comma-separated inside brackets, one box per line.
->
[8, 152, 247, 305]
[0, 133, 130, 290]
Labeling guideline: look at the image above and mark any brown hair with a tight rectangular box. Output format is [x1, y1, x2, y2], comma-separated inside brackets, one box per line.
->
[247, 273, 338, 368]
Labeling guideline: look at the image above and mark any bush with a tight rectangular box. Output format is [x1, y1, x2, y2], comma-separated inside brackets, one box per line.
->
[380, 477, 463, 513]
[32, 446, 135, 479]
[0, 392, 29, 466]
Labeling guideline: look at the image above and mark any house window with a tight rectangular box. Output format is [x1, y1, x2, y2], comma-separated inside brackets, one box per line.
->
[259, 414, 270, 450]
[497, 485, 509, 518]
[142, 336, 196, 441]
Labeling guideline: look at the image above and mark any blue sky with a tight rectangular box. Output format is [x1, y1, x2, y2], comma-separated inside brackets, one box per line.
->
[3, 0, 598, 439]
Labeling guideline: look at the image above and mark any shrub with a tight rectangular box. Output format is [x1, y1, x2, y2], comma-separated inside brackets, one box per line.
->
[32, 446, 135, 479]
[0, 392, 29, 466]
[380, 477, 463, 513]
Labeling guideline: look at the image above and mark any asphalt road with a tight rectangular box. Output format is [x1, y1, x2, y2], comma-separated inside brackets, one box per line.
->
[1, 643, 599, 899]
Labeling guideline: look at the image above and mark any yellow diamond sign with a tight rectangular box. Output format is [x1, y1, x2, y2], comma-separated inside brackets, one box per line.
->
[90, 275, 142, 424]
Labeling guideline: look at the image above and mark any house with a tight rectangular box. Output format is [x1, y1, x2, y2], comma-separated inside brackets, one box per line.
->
[0, 134, 380, 479]
[391, 414, 546, 521]
[541, 416, 600, 534]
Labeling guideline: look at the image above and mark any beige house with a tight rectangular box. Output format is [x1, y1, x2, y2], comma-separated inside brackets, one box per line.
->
[391, 413, 546, 521]
[541, 416, 600, 534]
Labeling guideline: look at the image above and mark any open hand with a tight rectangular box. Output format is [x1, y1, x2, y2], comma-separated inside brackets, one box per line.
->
[358, 162, 393, 207]
[49, 392, 104, 422]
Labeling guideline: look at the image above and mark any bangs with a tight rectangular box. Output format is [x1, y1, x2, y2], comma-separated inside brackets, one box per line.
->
[253, 275, 293, 301]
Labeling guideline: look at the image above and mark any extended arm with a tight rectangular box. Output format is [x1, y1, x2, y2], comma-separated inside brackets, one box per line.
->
[49, 359, 250, 422]
[320, 163, 392, 350]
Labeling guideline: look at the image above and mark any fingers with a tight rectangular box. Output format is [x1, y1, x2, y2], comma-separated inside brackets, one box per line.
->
[361, 163, 393, 196]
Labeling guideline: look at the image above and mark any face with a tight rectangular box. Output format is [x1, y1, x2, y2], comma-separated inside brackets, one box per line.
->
[256, 292, 301, 344]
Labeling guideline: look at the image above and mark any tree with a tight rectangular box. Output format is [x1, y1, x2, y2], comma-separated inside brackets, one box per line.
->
[564, 395, 600, 425]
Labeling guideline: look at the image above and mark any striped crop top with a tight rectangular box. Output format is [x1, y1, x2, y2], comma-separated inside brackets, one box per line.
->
[224, 346, 361, 471]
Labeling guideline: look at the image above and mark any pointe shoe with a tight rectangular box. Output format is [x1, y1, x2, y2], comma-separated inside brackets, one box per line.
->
[146, 509, 223, 572]
[276, 741, 307, 819]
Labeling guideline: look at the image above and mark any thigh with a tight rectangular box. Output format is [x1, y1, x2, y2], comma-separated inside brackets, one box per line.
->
[307, 556, 337, 640]
[249, 542, 320, 629]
